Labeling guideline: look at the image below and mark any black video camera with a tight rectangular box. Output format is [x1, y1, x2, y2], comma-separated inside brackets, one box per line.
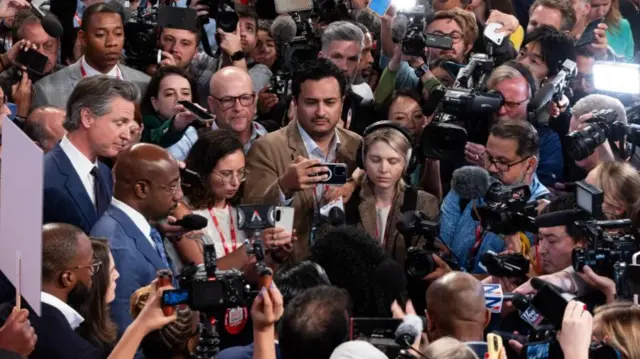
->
[472, 181, 538, 235]
[481, 251, 530, 278]
[566, 108, 640, 162]
[397, 5, 453, 57]
[312, 0, 350, 24]
[197, 0, 238, 32]
[420, 54, 499, 161]
[124, 6, 160, 71]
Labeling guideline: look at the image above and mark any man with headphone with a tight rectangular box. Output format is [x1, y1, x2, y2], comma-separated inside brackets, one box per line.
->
[464, 61, 565, 187]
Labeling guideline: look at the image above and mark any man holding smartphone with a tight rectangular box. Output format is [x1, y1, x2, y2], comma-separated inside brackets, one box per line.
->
[243, 59, 362, 263]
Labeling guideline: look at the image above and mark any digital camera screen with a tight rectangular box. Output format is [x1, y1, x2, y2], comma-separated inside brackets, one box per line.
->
[525, 342, 550, 359]
[162, 289, 189, 306]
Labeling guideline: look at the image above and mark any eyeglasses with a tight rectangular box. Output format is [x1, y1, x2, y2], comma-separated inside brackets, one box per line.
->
[70, 258, 102, 275]
[482, 151, 531, 172]
[502, 97, 529, 109]
[160, 179, 182, 194]
[212, 169, 248, 184]
[212, 93, 256, 110]
[430, 30, 464, 44]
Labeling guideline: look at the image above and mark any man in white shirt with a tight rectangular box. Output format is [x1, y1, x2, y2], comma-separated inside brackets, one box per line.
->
[43, 76, 138, 233]
[91, 143, 181, 335]
[31, 2, 150, 110]
[24, 223, 103, 359]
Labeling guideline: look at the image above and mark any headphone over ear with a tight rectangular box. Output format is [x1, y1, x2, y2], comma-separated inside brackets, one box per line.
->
[356, 121, 418, 175]
[503, 60, 537, 101]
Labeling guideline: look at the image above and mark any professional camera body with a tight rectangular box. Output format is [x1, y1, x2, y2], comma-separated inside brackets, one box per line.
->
[472, 181, 538, 235]
[420, 53, 501, 160]
[566, 108, 640, 161]
[124, 6, 160, 71]
[570, 181, 640, 299]
[399, 214, 459, 279]
[480, 251, 530, 278]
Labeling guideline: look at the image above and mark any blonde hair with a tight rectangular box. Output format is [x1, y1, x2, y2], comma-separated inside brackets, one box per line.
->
[594, 302, 640, 359]
[361, 127, 413, 191]
[590, 162, 640, 216]
[424, 337, 479, 359]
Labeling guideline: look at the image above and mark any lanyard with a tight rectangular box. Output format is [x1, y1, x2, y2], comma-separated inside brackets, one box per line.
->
[312, 184, 330, 216]
[80, 62, 122, 79]
[74, 12, 81, 27]
[208, 206, 237, 255]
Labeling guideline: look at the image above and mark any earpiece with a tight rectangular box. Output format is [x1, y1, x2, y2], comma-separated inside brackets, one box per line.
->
[356, 121, 417, 174]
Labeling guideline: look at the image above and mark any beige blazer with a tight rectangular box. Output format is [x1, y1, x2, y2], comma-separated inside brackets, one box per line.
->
[243, 120, 362, 263]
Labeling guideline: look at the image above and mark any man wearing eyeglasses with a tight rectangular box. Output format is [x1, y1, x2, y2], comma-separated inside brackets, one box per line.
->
[464, 63, 565, 187]
[91, 143, 181, 336]
[207, 66, 267, 153]
[440, 120, 550, 273]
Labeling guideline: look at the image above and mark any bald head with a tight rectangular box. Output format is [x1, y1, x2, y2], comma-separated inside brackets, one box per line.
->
[114, 143, 182, 220]
[207, 67, 256, 139]
[426, 272, 489, 341]
[25, 106, 66, 152]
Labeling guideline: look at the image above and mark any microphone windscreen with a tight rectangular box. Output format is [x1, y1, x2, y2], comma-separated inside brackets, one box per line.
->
[174, 214, 208, 231]
[391, 14, 409, 43]
[535, 210, 582, 228]
[530, 277, 548, 291]
[395, 314, 422, 346]
[270, 15, 297, 46]
[42, 13, 63, 38]
[328, 207, 346, 226]
[511, 293, 531, 312]
[451, 166, 492, 200]
[375, 259, 408, 308]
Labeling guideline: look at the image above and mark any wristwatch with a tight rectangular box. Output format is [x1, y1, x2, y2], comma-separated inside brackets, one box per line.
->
[230, 50, 246, 61]
[414, 63, 429, 78]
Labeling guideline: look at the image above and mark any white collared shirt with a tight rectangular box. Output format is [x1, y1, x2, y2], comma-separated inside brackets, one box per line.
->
[80, 56, 121, 79]
[41, 292, 84, 330]
[59, 135, 97, 205]
[211, 120, 268, 154]
[279, 123, 340, 205]
[111, 198, 155, 249]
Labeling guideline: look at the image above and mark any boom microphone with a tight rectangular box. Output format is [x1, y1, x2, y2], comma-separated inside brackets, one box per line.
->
[451, 166, 493, 200]
[394, 314, 423, 347]
[173, 214, 208, 231]
[30, 4, 63, 38]
[391, 14, 409, 43]
[270, 15, 297, 46]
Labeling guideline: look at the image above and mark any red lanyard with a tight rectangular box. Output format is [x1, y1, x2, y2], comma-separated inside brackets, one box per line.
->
[208, 206, 237, 255]
[80, 62, 122, 79]
[74, 12, 81, 27]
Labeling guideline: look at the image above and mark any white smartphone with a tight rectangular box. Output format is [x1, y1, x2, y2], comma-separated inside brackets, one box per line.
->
[274, 206, 295, 234]
[484, 23, 505, 46]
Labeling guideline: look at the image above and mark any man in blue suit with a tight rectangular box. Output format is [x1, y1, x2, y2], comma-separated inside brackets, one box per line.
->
[43, 75, 139, 233]
[91, 143, 182, 335]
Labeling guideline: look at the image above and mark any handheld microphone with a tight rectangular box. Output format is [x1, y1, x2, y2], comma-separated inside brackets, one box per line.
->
[483, 283, 505, 313]
[30, 4, 63, 38]
[510, 293, 545, 328]
[327, 207, 346, 226]
[173, 214, 208, 231]
[529, 278, 575, 329]
[394, 314, 423, 348]
[451, 166, 493, 200]
[270, 15, 297, 47]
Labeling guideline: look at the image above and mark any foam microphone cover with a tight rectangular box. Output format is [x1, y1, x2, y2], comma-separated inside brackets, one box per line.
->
[511, 293, 531, 312]
[391, 14, 409, 43]
[451, 166, 492, 200]
[173, 214, 208, 231]
[395, 314, 423, 347]
[270, 15, 297, 46]
[375, 259, 408, 308]
[41, 13, 64, 38]
[328, 207, 346, 226]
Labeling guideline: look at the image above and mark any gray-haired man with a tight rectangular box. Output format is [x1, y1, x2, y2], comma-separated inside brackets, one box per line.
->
[43, 75, 139, 233]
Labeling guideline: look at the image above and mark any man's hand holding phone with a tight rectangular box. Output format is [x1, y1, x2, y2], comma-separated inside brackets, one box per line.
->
[278, 156, 330, 198]
[11, 70, 31, 117]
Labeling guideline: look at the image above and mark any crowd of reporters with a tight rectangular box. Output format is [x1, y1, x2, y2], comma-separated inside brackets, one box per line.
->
[0, 0, 639, 357]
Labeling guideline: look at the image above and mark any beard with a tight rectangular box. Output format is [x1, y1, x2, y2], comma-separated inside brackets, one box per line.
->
[67, 280, 91, 312]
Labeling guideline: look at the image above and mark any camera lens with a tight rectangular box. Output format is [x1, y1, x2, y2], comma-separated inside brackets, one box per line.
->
[405, 248, 436, 279]
[275, 210, 281, 221]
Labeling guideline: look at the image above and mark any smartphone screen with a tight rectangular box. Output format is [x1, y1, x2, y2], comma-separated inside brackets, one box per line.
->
[177, 100, 214, 120]
[162, 288, 189, 306]
[15, 49, 48, 75]
[368, 0, 392, 16]
[522, 341, 551, 359]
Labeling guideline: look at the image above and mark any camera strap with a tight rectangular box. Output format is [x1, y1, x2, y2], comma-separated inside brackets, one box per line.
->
[208, 206, 238, 255]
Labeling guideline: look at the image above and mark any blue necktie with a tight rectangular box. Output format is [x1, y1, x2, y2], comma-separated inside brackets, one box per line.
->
[149, 227, 171, 269]
[90, 167, 109, 216]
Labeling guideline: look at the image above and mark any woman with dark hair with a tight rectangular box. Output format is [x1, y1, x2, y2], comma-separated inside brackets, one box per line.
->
[140, 65, 211, 161]
[167, 129, 295, 272]
[77, 238, 120, 356]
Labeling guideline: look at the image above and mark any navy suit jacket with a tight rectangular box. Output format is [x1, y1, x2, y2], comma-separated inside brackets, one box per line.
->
[91, 204, 170, 335]
[43, 144, 113, 233]
[0, 301, 102, 359]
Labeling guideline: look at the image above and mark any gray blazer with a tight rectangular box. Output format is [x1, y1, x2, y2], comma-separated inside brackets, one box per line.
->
[31, 61, 150, 111]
